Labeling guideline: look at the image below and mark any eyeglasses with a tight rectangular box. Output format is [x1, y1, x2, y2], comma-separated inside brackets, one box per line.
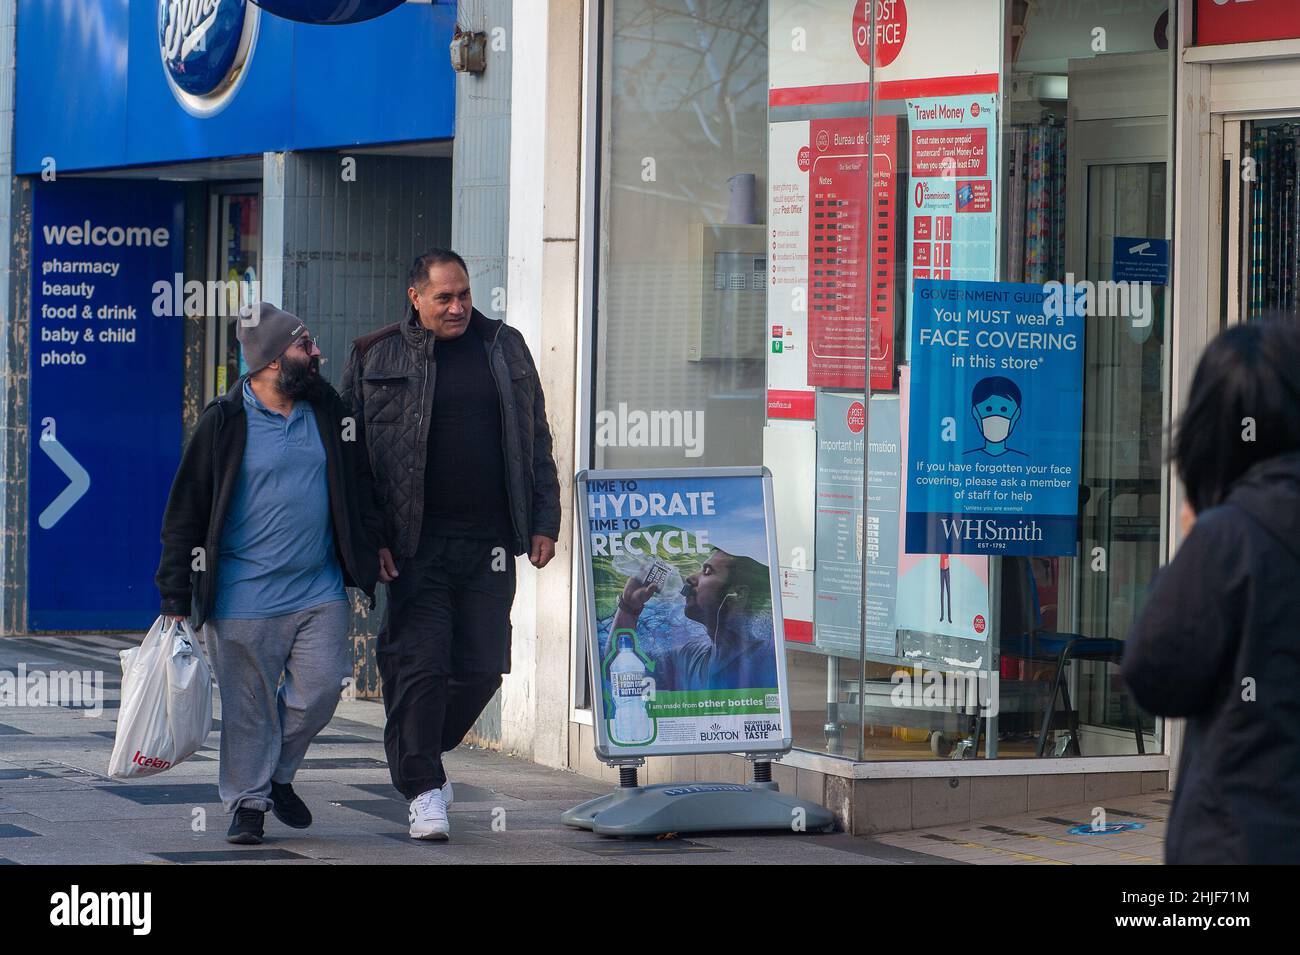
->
[291, 336, 317, 354]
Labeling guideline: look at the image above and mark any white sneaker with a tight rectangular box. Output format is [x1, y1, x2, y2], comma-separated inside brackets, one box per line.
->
[408, 788, 450, 840]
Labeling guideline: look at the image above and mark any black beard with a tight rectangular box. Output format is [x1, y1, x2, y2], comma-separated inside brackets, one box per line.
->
[276, 356, 328, 402]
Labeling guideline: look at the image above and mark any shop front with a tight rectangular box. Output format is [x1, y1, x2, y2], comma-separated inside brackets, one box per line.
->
[567, 0, 1188, 831]
[2, 0, 457, 674]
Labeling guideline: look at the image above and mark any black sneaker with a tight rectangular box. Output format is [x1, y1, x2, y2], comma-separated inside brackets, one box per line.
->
[269, 781, 312, 829]
[227, 807, 265, 844]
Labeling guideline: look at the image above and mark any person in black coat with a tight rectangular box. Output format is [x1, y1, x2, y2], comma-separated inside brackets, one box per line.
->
[1124, 318, 1300, 864]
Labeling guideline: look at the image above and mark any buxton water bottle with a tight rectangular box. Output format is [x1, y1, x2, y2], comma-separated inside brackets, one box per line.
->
[609, 632, 653, 744]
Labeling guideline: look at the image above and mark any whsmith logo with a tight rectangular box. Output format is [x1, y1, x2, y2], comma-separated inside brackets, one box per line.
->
[699, 721, 739, 743]
[743, 719, 781, 741]
[158, 0, 261, 117]
[940, 517, 1044, 545]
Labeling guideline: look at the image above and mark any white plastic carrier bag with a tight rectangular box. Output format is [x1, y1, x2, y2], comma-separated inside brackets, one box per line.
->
[108, 616, 213, 778]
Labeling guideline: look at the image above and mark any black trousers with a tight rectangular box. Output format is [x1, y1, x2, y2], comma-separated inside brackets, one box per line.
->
[377, 535, 515, 798]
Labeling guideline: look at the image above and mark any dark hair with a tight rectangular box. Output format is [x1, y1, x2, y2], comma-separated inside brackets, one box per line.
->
[1174, 318, 1300, 513]
[710, 548, 772, 613]
[971, 375, 1021, 407]
[409, 248, 468, 289]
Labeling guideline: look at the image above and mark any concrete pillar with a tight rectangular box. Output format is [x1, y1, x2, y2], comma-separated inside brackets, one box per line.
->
[500, 0, 584, 770]
[452, 0, 513, 319]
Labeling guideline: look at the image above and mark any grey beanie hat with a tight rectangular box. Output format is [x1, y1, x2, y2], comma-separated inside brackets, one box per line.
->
[236, 302, 306, 374]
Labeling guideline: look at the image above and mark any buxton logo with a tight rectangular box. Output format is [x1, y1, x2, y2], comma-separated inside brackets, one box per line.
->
[699, 727, 740, 742]
[158, 0, 261, 117]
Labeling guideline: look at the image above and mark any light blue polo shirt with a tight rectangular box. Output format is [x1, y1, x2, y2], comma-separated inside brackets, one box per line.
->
[213, 379, 346, 620]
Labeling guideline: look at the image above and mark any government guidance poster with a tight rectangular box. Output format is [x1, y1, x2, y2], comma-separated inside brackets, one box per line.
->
[904, 279, 1084, 557]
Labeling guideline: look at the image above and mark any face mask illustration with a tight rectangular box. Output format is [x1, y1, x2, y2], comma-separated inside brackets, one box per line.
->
[981, 415, 1012, 442]
[974, 406, 1020, 444]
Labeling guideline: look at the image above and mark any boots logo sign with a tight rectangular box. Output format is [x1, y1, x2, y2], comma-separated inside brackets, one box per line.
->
[157, 0, 261, 117]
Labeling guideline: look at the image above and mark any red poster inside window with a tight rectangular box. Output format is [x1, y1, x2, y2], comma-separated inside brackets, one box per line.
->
[807, 115, 897, 391]
[1197, 0, 1300, 45]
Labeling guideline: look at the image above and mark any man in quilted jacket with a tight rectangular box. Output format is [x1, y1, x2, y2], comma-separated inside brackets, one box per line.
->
[340, 248, 561, 840]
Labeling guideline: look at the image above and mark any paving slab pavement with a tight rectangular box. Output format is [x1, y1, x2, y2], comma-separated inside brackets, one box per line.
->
[0, 634, 1167, 865]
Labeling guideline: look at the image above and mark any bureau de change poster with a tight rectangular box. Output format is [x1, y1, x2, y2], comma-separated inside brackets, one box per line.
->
[904, 279, 1085, 557]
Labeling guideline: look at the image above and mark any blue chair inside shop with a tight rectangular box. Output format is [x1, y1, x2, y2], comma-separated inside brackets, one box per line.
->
[998, 558, 1145, 757]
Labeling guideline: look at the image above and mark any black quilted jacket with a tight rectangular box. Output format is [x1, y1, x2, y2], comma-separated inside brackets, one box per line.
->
[339, 307, 561, 559]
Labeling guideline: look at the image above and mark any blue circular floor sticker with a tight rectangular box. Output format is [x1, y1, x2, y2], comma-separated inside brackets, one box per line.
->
[1067, 822, 1145, 835]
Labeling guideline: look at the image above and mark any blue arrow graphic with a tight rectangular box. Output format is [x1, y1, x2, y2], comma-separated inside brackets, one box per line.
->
[37, 435, 91, 529]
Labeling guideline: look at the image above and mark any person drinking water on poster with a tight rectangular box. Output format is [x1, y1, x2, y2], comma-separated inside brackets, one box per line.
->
[964, 376, 1029, 458]
[612, 548, 777, 693]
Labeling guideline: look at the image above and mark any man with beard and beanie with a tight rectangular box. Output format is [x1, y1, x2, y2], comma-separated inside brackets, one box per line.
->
[155, 302, 383, 845]
[340, 248, 561, 840]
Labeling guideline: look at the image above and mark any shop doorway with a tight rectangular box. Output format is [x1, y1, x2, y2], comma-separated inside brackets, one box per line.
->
[204, 183, 262, 401]
[1055, 52, 1169, 757]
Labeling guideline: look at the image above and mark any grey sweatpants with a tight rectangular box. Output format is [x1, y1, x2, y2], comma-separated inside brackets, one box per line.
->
[204, 600, 351, 813]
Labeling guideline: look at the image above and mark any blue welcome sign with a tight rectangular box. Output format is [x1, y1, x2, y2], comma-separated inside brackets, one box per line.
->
[28, 181, 185, 630]
[905, 279, 1085, 557]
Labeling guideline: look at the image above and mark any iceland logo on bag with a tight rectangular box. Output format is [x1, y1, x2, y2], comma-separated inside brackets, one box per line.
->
[158, 0, 261, 117]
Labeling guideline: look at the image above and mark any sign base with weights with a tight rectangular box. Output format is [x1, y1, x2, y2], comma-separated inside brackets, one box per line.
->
[562, 757, 834, 836]
[565, 467, 836, 837]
